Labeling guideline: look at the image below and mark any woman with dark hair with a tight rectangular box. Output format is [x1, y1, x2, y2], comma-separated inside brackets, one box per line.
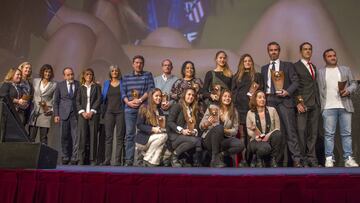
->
[170, 61, 203, 101]
[167, 87, 202, 167]
[18, 62, 34, 125]
[246, 90, 282, 168]
[135, 88, 168, 166]
[232, 54, 263, 166]
[29, 64, 57, 145]
[200, 89, 244, 167]
[101, 65, 125, 166]
[76, 68, 101, 165]
[0, 68, 28, 123]
[202, 51, 233, 103]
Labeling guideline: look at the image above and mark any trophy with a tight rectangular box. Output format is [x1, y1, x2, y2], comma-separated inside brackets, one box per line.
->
[209, 106, 219, 123]
[191, 82, 200, 93]
[39, 101, 49, 113]
[296, 95, 307, 111]
[187, 117, 195, 133]
[21, 94, 32, 101]
[338, 81, 347, 97]
[157, 115, 166, 132]
[247, 81, 259, 97]
[211, 84, 221, 100]
[131, 89, 140, 100]
[270, 70, 285, 94]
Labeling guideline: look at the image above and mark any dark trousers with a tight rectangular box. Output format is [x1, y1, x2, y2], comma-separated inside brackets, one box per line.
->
[30, 126, 49, 145]
[78, 114, 99, 162]
[248, 130, 282, 161]
[169, 133, 202, 156]
[60, 112, 78, 161]
[203, 125, 244, 156]
[104, 112, 125, 164]
[297, 105, 320, 164]
[267, 96, 301, 162]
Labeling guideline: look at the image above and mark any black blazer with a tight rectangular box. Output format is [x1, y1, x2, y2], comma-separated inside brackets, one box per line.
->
[76, 83, 102, 114]
[166, 103, 200, 140]
[293, 60, 320, 107]
[53, 80, 80, 120]
[261, 61, 299, 108]
[0, 82, 20, 101]
[135, 106, 164, 145]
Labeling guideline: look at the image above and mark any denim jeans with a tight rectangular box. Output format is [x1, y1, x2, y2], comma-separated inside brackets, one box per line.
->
[322, 108, 353, 159]
[124, 111, 138, 162]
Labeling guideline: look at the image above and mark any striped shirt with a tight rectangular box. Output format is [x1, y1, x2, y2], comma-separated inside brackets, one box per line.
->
[121, 71, 155, 112]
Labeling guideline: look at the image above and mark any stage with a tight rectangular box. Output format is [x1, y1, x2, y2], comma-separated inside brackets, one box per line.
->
[1, 166, 360, 203]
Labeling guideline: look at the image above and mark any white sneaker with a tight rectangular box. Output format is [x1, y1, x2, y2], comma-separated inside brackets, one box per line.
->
[345, 156, 359, 167]
[325, 156, 334, 167]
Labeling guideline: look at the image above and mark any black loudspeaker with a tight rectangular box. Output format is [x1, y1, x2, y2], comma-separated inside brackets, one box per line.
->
[0, 142, 58, 169]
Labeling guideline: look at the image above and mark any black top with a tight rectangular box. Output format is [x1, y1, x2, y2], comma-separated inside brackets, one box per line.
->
[106, 84, 123, 113]
[232, 72, 263, 124]
[135, 106, 164, 145]
[202, 70, 232, 99]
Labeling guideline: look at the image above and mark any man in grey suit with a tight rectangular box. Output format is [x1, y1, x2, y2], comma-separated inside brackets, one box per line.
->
[293, 42, 321, 167]
[318, 48, 358, 167]
[261, 41, 302, 167]
[53, 67, 80, 165]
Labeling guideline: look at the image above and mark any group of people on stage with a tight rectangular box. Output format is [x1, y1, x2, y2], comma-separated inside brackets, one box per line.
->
[0, 41, 358, 168]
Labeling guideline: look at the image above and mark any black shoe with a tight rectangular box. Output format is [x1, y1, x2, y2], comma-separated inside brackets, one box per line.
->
[62, 158, 70, 165]
[210, 154, 225, 168]
[124, 160, 133, 167]
[143, 160, 156, 167]
[161, 159, 171, 167]
[90, 161, 98, 166]
[271, 158, 278, 168]
[70, 160, 78, 165]
[171, 155, 182, 167]
[193, 151, 202, 167]
[78, 160, 85, 165]
[308, 161, 321, 168]
[239, 160, 248, 167]
[100, 161, 110, 166]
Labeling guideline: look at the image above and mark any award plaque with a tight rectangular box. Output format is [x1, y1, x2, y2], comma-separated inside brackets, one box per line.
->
[270, 70, 285, 94]
[211, 84, 221, 97]
[247, 81, 259, 96]
[296, 95, 307, 111]
[161, 93, 169, 103]
[209, 106, 219, 122]
[187, 117, 195, 132]
[338, 81, 347, 97]
[131, 89, 140, 99]
[39, 101, 49, 113]
[158, 116, 166, 132]
[21, 94, 32, 101]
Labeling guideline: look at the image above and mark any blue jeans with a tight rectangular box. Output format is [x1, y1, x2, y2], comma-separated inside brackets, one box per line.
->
[322, 108, 353, 159]
[124, 111, 138, 162]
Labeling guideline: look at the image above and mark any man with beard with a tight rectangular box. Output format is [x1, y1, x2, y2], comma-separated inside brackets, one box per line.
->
[261, 41, 302, 167]
[318, 48, 358, 167]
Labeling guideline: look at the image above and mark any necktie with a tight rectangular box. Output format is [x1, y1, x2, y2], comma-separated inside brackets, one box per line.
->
[308, 62, 315, 80]
[69, 82, 74, 97]
[270, 61, 276, 94]
[271, 61, 276, 70]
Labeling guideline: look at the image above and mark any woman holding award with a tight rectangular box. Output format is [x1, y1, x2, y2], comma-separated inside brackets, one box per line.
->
[0, 68, 29, 123]
[232, 54, 263, 166]
[167, 87, 202, 167]
[202, 51, 233, 104]
[29, 64, 57, 145]
[200, 89, 244, 167]
[135, 88, 168, 166]
[246, 90, 282, 168]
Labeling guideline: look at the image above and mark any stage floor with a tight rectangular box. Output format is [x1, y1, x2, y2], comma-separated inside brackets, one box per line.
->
[55, 165, 360, 176]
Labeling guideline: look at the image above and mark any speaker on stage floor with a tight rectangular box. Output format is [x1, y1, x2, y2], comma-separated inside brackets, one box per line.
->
[0, 142, 58, 169]
[0, 95, 58, 169]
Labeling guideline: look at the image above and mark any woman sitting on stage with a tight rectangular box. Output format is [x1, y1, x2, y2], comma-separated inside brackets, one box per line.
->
[167, 87, 202, 167]
[76, 68, 102, 165]
[135, 88, 168, 167]
[200, 89, 244, 167]
[246, 90, 282, 168]
[29, 64, 57, 145]
[0, 68, 29, 123]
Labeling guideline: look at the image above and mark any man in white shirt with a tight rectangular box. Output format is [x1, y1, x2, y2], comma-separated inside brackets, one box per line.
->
[317, 48, 358, 167]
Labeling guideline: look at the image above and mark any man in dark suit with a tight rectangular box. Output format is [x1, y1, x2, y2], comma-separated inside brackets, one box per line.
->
[54, 67, 80, 165]
[293, 42, 321, 167]
[261, 41, 302, 167]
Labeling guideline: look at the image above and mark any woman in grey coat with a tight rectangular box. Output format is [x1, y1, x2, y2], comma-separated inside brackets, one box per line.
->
[29, 64, 57, 145]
